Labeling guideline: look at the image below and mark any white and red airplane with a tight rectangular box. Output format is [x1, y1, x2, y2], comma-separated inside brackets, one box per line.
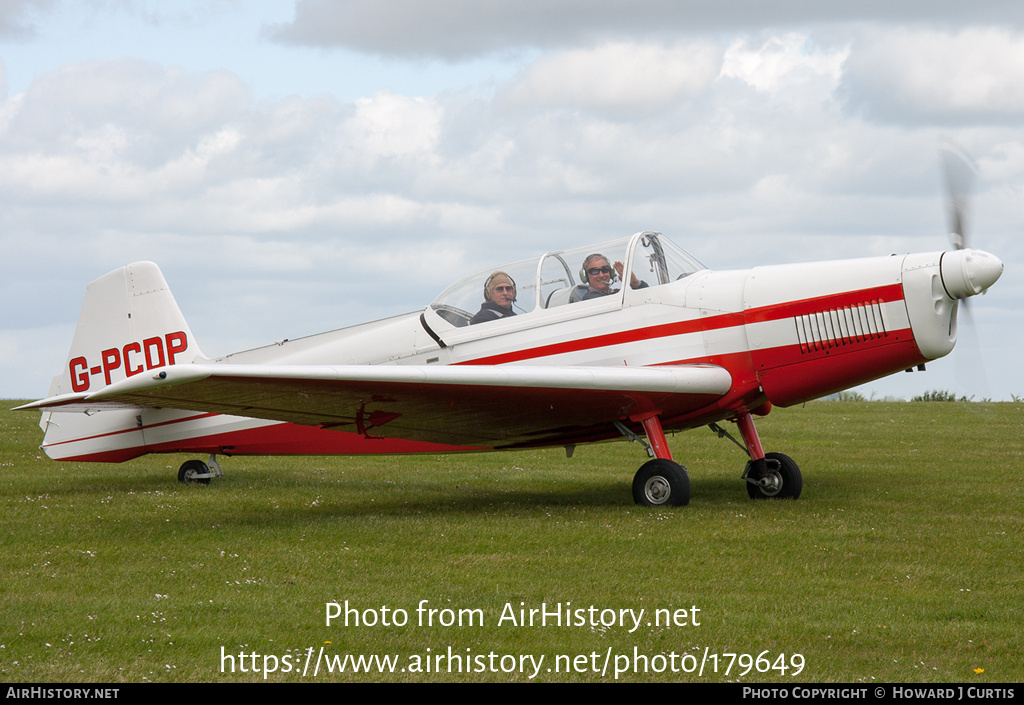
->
[17, 229, 1002, 507]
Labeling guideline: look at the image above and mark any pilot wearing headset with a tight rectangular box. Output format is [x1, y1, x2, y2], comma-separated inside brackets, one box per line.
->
[470, 271, 518, 324]
[579, 254, 646, 300]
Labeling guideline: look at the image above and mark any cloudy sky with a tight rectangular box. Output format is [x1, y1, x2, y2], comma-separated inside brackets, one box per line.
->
[1, 0, 1020, 403]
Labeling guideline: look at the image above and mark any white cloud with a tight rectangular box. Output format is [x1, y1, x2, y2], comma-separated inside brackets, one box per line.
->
[979, 139, 1024, 183]
[842, 28, 1024, 123]
[345, 91, 442, 161]
[503, 41, 723, 117]
[1, 8, 1023, 402]
[721, 33, 848, 96]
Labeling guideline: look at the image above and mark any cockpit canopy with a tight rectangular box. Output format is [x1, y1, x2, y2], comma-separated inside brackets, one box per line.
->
[429, 231, 705, 329]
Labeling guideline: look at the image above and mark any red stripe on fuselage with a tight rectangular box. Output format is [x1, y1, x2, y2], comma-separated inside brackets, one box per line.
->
[42, 412, 219, 450]
[457, 283, 906, 366]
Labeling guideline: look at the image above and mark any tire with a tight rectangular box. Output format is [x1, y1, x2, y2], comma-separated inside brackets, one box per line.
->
[632, 459, 690, 507]
[746, 452, 801, 500]
[178, 459, 211, 485]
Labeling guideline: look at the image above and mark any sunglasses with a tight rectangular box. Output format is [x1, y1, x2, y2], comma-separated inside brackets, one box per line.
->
[493, 285, 514, 293]
[587, 266, 612, 275]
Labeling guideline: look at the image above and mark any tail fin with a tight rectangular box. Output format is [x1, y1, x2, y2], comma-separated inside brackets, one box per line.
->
[56, 261, 204, 398]
[26, 262, 204, 461]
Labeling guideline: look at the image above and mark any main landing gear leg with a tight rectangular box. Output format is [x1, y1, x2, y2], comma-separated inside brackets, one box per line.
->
[623, 415, 690, 507]
[735, 412, 802, 500]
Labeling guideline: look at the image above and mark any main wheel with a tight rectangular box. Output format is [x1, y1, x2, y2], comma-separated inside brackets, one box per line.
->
[178, 459, 211, 485]
[745, 452, 801, 500]
[632, 459, 690, 507]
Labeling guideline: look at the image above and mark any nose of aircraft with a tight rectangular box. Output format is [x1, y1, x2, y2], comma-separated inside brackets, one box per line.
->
[940, 248, 1003, 300]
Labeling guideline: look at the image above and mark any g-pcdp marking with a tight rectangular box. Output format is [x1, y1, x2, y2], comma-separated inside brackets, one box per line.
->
[69, 331, 189, 392]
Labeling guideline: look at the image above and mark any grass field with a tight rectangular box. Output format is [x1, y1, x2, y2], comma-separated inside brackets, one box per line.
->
[1, 400, 1021, 683]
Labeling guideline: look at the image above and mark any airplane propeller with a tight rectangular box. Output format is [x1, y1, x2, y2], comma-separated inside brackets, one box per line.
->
[937, 140, 1001, 301]
[940, 138, 975, 251]
[938, 140, 999, 398]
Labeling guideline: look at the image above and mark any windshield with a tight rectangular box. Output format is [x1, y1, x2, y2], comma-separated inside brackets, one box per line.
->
[628, 231, 706, 287]
[428, 254, 541, 328]
[429, 232, 704, 328]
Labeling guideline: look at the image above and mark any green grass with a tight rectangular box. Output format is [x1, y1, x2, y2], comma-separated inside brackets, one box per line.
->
[1, 401, 1021, 682]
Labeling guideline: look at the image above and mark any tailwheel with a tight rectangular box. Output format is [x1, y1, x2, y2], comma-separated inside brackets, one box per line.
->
[178, 459, 211, 485]
[177, 454, 224, 485]
[744, 452, 802, 500]
[633, 458, 690, 507]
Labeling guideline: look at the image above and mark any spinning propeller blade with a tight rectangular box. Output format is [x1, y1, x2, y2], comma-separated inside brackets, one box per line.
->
[939, 138, 976, 251]
[938, 140, 994, 397]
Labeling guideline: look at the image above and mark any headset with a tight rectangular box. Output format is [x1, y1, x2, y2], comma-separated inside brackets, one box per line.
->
[483, 271, 517, 303]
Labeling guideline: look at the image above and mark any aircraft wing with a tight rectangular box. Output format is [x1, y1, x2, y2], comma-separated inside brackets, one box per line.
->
[18, 364, 732, 447]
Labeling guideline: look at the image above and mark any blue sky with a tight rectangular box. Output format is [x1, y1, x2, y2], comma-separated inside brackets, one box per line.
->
[1, 1, 1021, 401]
[0, 2, 524, 101]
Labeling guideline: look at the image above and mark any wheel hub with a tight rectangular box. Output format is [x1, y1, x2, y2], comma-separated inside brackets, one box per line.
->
[643, 476, 671, 505]
[755, 472, 783, 496]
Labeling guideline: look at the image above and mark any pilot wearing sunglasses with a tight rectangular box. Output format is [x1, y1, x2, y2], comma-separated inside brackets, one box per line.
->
[579, 254, 646, 300]
[470, 271, 518, 324]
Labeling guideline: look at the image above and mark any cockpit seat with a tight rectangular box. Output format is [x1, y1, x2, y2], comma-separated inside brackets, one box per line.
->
[545, 285, 589, 308]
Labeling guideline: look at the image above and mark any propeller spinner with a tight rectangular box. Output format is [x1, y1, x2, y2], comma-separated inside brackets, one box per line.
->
[938, 140, 1002, 299]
